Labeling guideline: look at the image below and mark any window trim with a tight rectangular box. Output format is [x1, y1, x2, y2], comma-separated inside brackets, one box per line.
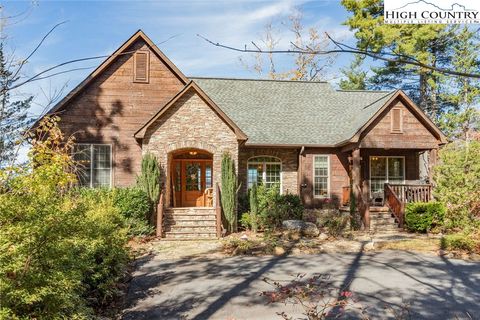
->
[247, 156, 282, 193]
[313, 155, 330, 199]
[369, 156, 406, 194]
[390, 107, 403, 133]
[75, 143, 113, 188]
[133, 50, 150, 83]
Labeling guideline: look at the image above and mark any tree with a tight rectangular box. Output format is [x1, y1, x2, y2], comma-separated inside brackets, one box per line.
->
[0, 43, 33, 166]
[221, 152, 238, 233]
[136, 153, 161, 225]
[240, 11, 337, 81]
[341, 0, 457, 118]
[339, 54, 367, 90]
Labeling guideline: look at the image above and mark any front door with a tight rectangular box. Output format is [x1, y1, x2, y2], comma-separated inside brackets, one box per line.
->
[173, 160, 213, 207]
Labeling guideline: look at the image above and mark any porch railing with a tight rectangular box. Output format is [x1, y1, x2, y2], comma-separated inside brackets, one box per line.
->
[215, 182, 222, 238]
[384, 183, 432, 228]
[389, 184, 432, 203]
[156, 191, 165, 238]
[384, 183, 405, 228]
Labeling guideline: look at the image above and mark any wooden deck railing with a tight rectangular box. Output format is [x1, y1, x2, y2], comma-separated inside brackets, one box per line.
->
[384, 183, 405, 228]
[156, 192, 165, 238]
[215, 182, 222, 238]
[389, 184, 432, 203]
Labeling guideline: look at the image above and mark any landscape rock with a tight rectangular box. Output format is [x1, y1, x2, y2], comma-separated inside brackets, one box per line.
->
[318, 233, 329, 241]
[282, 220, 320, 238]
[274, 246, 285, 256]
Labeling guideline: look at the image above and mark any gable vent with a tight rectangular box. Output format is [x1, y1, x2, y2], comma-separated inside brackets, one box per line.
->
[133, 51, 150, 83]
[391, 107, 403, 133]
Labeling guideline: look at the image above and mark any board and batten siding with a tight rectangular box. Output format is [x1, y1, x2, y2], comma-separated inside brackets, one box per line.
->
[359, 98, 440, 149]
[57, 38, 184, 186]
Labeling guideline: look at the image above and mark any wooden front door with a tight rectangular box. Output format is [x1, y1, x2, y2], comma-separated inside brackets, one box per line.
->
[173, 159, 213, 207]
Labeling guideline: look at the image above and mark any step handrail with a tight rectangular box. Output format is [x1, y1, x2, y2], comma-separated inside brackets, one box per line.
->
[215, 182, 222, 238]
[384, 183, 405, 228]
[156, 191, 165, 238]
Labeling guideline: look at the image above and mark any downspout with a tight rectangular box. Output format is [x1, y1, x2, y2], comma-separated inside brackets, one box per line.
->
[298, 146, 305, 195]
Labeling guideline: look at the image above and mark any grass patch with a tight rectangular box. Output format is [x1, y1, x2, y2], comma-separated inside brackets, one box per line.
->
[376, 238, 441, 252]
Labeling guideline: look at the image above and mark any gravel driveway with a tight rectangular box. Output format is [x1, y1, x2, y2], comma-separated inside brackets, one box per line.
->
[122, 248, 480, 320]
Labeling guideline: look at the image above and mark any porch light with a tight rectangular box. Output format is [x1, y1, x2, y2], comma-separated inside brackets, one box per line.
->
[189, 151, 198, 156]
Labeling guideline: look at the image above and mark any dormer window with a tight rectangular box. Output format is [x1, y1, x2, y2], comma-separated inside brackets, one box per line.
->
[391, 107, 403, 133]
[133, 50, 150, 83]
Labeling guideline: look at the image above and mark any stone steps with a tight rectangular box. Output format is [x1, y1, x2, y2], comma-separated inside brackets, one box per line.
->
[369, 207, 401, 234]
[163, 207, 218, 240]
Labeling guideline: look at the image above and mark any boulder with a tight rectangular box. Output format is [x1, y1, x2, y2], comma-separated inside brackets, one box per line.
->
[318, 233, 329, 241]
[274, 246, 285, 256]
[282, 220, 320, 238]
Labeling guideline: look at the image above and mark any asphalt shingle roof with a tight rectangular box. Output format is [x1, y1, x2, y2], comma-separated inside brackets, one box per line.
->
[192, 77, 396, 146]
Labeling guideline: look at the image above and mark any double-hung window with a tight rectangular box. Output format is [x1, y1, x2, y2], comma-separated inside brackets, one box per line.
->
[247, 156, 281, 190]
[313, 155, 330, 198]
[73, 144, 112, 188]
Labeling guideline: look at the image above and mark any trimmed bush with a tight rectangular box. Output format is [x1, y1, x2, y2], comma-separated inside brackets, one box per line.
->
[257, 184, 303, 230]
[136, 153, 161, 225]
[441, 233, 476, 252]
[405, 202, 446, 233]
[221, 152, 238, 233]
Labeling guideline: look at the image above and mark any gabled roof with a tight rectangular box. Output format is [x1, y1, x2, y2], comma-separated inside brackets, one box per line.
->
[134, 81, 247, 140]
[41, 30, 188, 118]
[191, 77, 403, 146]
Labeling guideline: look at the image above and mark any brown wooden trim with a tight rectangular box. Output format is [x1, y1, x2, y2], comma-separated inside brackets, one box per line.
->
[134, 81, 248, 140]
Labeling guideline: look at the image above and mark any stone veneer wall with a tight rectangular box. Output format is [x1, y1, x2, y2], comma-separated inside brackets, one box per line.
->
[238, 147, 300, 196]
[142, 89, 239, 207]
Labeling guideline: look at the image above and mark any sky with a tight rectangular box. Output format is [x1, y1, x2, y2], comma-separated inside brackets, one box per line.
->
[1, 0, 355, 120]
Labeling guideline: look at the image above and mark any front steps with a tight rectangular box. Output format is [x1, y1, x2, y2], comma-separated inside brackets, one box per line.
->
[369, 206, 401, 234]
[163, 207, 217, 240]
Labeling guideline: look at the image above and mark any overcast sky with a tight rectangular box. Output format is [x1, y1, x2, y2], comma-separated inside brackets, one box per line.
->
[2, 0, 354, 119]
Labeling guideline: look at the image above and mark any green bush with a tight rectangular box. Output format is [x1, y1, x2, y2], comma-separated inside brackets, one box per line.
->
[0, 117, 130, 319]
[405, 202, 446, 233]
[256, 184, 303, 230]
[79, 187, 153, 236]
[441, 233, 476, 252]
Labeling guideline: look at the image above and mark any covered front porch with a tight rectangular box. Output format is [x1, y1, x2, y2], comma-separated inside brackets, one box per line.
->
[342, 147, 437, 229]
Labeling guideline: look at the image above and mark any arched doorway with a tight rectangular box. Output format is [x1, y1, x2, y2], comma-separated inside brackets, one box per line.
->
[171, 149, 213, 207]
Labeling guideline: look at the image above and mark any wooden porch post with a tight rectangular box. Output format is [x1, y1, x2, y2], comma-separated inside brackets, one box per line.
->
[428, 149, 437, 184]
[351, 148, 363, 229]
[156, 192, 164, 238]
[362, 180, 370, 230]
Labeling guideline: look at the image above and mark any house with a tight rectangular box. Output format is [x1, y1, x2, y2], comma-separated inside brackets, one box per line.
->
[42, 30, 448, 239]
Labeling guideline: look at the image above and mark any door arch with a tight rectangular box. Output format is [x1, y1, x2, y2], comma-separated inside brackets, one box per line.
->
[170, 149, 213, 207]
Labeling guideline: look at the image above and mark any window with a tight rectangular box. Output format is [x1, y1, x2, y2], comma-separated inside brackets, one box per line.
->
[391, 107, 403, 133]
[73, 144, 112, 188]
[133, 51, 150, 83]
[313, 155, 330, 197]
[247, 156, 281, 190]
[370, 156, 405, 194]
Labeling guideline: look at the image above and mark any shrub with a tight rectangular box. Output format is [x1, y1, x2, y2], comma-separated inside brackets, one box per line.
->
[314, 210, 349, 237]
[404, 202, 446, 233]
[256, 184, 303, 230]
[79, 187, 153, 236]
[441, 233, 476, 252]
[0, 117, 130, 319]
[434, 141, 480, 229]
[136, 153, 161, 225]
[221, 152, 239, 233]
[249, 183, 259, 232]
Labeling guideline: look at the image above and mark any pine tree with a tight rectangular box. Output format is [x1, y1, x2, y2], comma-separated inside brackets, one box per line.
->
[339, 54, 367, 90]
[0, 44, 33, 166]
[341, 0, 455, 118]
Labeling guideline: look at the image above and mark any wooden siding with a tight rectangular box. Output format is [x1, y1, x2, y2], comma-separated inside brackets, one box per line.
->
[359, 98, 440, 149]
[57, 38, 184, 186]
[300, 148, 350, 208]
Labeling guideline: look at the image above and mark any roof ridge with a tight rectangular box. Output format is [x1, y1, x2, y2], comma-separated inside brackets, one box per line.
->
[190, 76, 329, 84]
[336, 89, 394, 93]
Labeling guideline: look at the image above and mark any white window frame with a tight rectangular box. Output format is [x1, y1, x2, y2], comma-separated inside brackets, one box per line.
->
[247, 156, 282, 193]
[313, 155, 330, 198]
[369, 156, 405, 193]
[74, 143, 113, 188]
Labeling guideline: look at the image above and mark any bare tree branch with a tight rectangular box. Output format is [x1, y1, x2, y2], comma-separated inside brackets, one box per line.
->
[197, 33, 480, 79]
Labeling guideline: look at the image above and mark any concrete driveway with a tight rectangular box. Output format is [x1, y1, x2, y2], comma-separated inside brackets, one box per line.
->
[122, 249, 480, 320]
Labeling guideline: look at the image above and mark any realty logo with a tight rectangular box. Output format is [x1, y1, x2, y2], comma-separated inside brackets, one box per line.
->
[384, 0, 480, 24]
